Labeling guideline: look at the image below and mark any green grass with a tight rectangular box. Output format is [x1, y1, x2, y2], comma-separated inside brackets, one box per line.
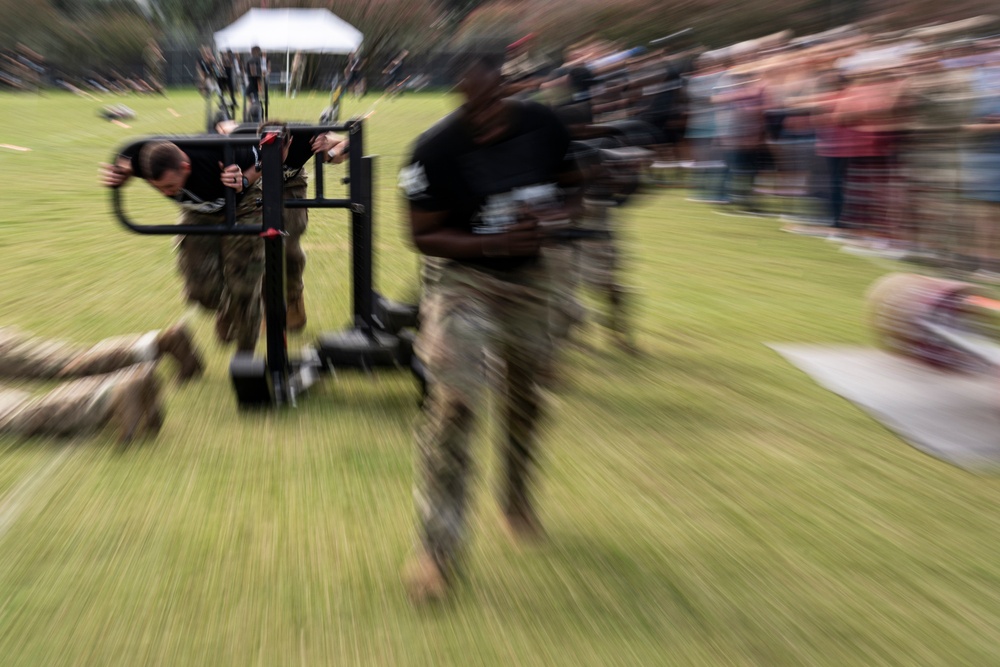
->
[1, 89, 1000, 666]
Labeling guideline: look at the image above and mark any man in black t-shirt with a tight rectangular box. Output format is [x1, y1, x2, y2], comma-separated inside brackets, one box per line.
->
[218, 50, 237, 109]
[259, 121, 348, 330]
[244, 47, 265, 121]
[102, 139, 265, 351]
[290, 127, 349, 329]
[383, 49, 408, 96]
[273, 125, 326, 332]
[214, 119, 349, 331]
[399, 52, 581, 603]
[344, 50, 363, 97]
[196, 45, 219, 98]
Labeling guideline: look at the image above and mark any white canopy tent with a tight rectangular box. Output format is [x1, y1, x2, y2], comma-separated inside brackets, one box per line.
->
[213, 8, 363, 96]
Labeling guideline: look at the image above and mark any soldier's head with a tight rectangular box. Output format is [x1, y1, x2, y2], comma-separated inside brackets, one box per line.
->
[258, 119, 293, 161]
[455, 52, 507, 144]
[140, 141, 190, 196]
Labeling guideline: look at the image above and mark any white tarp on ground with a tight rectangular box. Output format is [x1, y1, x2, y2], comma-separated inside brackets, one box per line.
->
[213, 8, 363, 54]
[769, 344, 1000, 472]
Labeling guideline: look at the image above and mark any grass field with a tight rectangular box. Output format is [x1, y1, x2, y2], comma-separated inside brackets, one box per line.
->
[1, 89, 999, 666]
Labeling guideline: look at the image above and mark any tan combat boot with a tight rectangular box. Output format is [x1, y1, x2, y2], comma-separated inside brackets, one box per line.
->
[402, 552, 449, 605]
[287, 293, 307, 332]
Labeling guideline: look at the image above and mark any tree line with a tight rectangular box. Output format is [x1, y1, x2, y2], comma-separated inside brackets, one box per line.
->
[0, 0, 991, 83]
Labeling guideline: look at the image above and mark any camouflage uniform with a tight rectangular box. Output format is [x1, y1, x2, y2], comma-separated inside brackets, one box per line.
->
[419, 256, 447, 303]
[282, 172, 309, 304]
[176, 183, 264, 351]
[0, 363, 156, 439]
[403, 95, 574, 585]
[545, 244, 586, 341]
[0, 327, 160, 438]
[578, 199, 630, 337]
[0, 326, 158, 379]
[414, 260, 552, 573]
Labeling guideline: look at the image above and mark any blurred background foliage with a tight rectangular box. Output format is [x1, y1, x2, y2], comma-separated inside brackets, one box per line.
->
[0, 0, 993, 81]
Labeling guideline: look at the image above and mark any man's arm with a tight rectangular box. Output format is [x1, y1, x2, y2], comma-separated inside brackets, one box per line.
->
[965, 113, 1000, 132]
[212, 122, 262, 189]
[311, 132, 349, 163]
[100, 154, 135, 188]
[218, 162, 255, 193]
[409, 208, 541, 259]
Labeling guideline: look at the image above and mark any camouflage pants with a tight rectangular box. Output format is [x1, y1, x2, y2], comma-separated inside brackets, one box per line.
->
[545, 245, 586, 341]
[283, 180, 309, 302]
[420, 256, 446, 297]
[0, 326, 157, 379]
[0, 362, 155, 439]
[176, 193, 264, 351]
[0, 327, 159, 438]
[578, 201, 629, 335]
[414, 261, 552, 573]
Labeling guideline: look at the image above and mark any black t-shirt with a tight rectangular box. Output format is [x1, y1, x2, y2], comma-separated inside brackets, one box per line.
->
[284, 130, 320, 176]
[124, 142, 259, 214]
[401, 101, 574, 272]
[226, 125, 321, 183]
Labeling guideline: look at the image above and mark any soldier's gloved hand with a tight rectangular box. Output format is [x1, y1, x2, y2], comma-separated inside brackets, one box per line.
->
[483, 220, 542, 257]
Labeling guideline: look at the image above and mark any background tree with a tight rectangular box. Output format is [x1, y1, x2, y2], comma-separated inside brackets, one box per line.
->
[2, 0, 997, 85]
